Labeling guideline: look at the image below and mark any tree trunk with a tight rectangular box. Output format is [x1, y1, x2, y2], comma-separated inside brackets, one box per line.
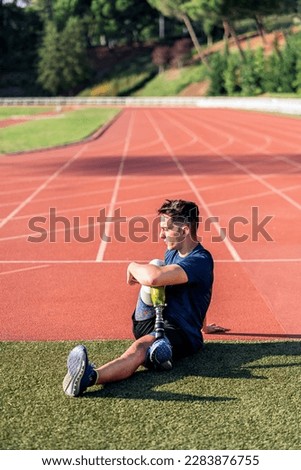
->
[223, 18, 246, 61]
[207, 34, 213, 47]
[223, 19, 231, 46]
[181, 13, 210, 69]
[254, 15, 267, 45]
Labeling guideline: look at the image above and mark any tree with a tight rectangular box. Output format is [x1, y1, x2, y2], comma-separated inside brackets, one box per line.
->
[31, 0, 93, 26]
[90, 0, 158, 45]
[183, 0, 222, 46]
[146, 0, 210, 68]
[0, 1, 42, 74]
[184, 0, 300, 61]
[223, 52, 241, 95]
[38, 17, 90, 95]
[60, 16, 91, 92]
[37, 22, 62, 95]
[31, 0, 95, 45]
[207, 48, 228, 95]
[240, 49, 264, 96]
[167, 0, 246, 60]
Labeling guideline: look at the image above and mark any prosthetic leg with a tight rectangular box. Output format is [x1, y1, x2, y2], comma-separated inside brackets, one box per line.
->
[150, 285, 167, 340]
[147, 285, 172, 370]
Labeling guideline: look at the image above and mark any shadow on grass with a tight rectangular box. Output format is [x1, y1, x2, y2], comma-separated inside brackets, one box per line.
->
[84, 340, 301, 402]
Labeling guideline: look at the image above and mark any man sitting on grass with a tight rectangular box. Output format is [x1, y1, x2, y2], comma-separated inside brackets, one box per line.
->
[63, 199, 222, 397]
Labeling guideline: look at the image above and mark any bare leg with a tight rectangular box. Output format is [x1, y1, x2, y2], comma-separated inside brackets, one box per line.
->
[95, 335, 156, 384]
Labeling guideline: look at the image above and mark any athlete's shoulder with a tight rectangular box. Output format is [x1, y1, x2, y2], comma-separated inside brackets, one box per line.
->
[192, 243, 213, 259]
[187, 244, 214, 271]
[164, 249, 177, 264]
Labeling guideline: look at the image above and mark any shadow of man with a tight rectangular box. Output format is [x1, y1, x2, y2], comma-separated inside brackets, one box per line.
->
[83, 340, 301, 402]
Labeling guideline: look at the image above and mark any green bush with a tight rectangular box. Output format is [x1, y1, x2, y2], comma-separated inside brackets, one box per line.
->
[240, 49, 264, 96]
[224, 53, 241, 96]
[207, 31, 301, 97]
[294, 55, 301, 93]
[263, 52, 284, 93]
[284, 34, 301, 93]
[207, 51, 228, 96]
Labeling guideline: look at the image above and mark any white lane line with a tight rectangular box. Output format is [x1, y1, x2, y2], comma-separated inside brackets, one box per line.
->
[230, 114, 301, 148]
[0, 144, 88, 230]
[146, 110, 241, 262]
[95, 111, 135, 262]
[0, 184, 301, 243]
[0, 176, 252, 223]
[0, 258, 300, 264]
[168, 109, 301, 212]
[0, 264, 49, 276]
[276, 155, 301, 170]
[17, 176, 297, 219]
[208, 184, 301, 208]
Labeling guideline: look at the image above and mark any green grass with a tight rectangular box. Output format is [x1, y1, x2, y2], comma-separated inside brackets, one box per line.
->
[0, 107, 120, 153]
[134, 64, 207, 97]
[0, 106, 54, 118]
[80, 52, 156, 97]
[1, 340, 300, 450]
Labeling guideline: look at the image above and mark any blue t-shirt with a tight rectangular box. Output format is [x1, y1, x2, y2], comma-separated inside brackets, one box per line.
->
[164, 243, 214, 352]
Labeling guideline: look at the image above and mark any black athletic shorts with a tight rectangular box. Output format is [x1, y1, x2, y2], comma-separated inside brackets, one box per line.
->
[132, 312, 196, 360]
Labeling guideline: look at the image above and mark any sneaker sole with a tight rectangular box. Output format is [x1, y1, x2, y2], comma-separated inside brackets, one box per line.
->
[63, 356, 86, 397]
[160, 360, 173, 371]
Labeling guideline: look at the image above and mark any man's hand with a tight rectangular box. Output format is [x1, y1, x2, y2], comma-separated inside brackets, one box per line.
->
[203, 323, 230, 334]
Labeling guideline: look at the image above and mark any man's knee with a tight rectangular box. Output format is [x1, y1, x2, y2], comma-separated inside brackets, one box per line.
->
[125, 335, 155, 362]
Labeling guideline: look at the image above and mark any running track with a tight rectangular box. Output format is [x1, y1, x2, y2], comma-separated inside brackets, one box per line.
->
[0, 107, 300, 341]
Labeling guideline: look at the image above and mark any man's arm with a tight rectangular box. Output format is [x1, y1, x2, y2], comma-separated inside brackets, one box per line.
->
[127, 262, 188, 286]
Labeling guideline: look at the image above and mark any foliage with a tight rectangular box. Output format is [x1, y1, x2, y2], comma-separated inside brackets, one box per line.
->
[81, 71, 155, 97]
[147, 0, 209, 68]
[295, 56, 301, 93]
[0, 2, 41, 72]
[90, 0, 159, 45]
[135, 64, 206, 96]
[146, 0, 183, 19]
[223, 52, 241, 96]
[207, 50, 228, 96]
[240, 49, 264, 96]
[206, 32, 301, 96]
[37, 18, 91, 95]
[293, 34, 301, 92]
[1, 1, 301, 96]
[279, 37, 299, 93]
[264, 52, 285, 94]
[37, 22, 62, 95]
[80, 47, 156, 96]
[0, 2, 43, 95]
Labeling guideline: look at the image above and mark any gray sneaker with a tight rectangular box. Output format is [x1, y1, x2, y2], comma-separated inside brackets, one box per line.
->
[63, 344, 96, 397]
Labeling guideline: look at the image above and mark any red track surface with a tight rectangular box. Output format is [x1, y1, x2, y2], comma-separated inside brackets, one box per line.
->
[0, 107, 300, 342]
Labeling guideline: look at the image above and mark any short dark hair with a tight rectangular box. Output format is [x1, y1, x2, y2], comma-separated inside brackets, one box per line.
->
[157, 199, 199, 236]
